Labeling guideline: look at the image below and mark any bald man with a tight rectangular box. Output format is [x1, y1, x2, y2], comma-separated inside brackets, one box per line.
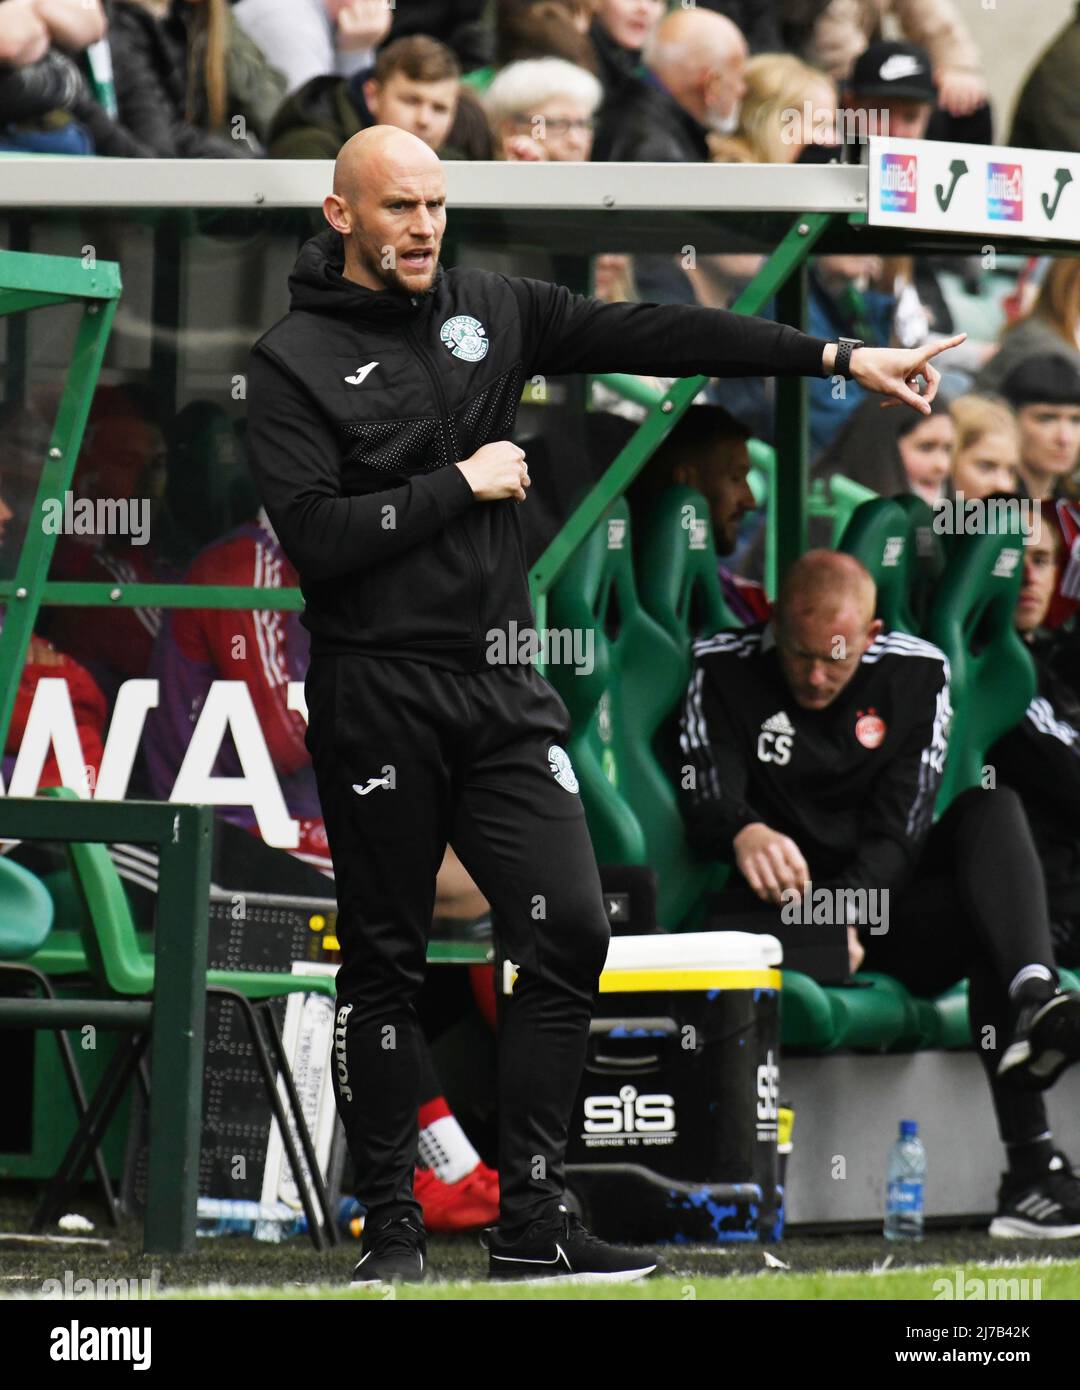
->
[594, 7, 748, 161]
[679, 552, 1080, 1238]
[245, 126, 964, 1284]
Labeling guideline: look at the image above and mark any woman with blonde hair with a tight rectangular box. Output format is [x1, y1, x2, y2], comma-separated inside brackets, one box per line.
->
[978, 259, 1080, 396]
[948, 394, 1021, 500]
[711, 52, 836, 165]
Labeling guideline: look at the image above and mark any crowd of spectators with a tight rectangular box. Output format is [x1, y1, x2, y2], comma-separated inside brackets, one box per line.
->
[4, 0, 1080, 798]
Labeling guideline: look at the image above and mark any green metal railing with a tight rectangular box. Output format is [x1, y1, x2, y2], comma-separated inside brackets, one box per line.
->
[0, 796, 211, 1255]
[1, 214, 837, 750]
[527, 211, 834, 640]
[0, 250, 306, 763]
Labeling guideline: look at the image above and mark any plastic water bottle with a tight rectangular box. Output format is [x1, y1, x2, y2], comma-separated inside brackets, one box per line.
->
[196, 1197, 304, 1241]
[884, 1119, 926, 1240]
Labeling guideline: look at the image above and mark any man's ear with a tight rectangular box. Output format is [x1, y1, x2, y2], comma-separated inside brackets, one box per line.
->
[322, 193, 349, 235]
[866, 617, 884, 648]
[363, 79, 380, 119]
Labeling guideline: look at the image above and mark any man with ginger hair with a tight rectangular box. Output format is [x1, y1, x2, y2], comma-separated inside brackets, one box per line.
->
[245, 123, 965, 1284]
[679, 551, 1080, 1237]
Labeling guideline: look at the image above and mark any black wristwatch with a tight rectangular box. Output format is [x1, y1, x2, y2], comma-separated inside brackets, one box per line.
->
[834, 336, 865, 379]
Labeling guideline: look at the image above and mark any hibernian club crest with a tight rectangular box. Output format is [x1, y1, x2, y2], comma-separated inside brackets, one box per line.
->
[548, 744, 579, 794]
[439, 315, 488, 362]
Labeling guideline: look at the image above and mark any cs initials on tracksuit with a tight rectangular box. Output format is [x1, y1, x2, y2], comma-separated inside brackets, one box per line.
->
[757, 711, 795, 765]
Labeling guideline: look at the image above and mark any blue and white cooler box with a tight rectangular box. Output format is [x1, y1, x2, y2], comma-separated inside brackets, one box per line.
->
[564, 931, 783, 1244]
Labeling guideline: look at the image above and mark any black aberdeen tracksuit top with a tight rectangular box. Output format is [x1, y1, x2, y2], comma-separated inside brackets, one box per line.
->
[245, 227, 830, 672]
[679, 625, 952, 898]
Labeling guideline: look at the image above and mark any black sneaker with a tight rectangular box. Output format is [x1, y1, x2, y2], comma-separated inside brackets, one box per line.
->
[997, 989, 1080, 1090]
[989, 1152, 1080, 1239]
[350, 1213, 426, 1286]
[487, 1204, 660, 1284]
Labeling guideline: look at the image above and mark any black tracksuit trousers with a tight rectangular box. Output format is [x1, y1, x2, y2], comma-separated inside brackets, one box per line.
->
[304, 652, 611, 1235]
[863, 787, 1056, 1149]
[719, 787, 1057, 1148]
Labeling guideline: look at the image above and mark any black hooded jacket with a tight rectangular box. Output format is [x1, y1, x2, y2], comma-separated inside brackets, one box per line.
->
[245, 228, 829, 672]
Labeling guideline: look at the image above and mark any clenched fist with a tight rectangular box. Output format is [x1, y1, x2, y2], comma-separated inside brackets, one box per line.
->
[456, 441, 531, 502]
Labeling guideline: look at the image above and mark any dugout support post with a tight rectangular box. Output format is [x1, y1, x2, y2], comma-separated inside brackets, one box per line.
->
[0, 796, 211, 1256]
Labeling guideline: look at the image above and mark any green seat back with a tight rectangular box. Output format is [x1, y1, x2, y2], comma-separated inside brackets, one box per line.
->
[926, 528, 1035, 810]
[631, 486, 746, 927]
[893, 494, 946, 632]
[546, 497, 651, 868]
[837, 497, 915, 632]
[35, 786, 334, 1000]
[0, 855, 54, 959]
[637, 485, 741, 641]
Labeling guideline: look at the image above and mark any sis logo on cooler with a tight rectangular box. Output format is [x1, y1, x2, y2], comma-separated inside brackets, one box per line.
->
[548, 744, 579, 794]
[439, 314, 488, 361]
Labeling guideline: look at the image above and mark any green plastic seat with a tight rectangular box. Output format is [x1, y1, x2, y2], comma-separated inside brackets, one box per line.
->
[781, 972, 941, 1053]
[934, 967, 1080, 1051]
[637, 484, 742, 640]
[27, 786, 333, 1001]
[546, 497, 651, 868]
[926, 525, 1035, 811]
[837, 496, 916, 633]
[0, 855, 54, 959]
[893, 494, 946, 631]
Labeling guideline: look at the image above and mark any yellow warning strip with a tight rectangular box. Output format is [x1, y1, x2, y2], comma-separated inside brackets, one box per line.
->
[598, 968, 782, 993]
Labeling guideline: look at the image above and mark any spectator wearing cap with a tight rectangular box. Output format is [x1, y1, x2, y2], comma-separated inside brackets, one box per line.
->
[808, 0, 987, 130]
[268, 34, 463, 160]
[483, 57, 601, 161]
[1010, 5, 1080, 154]
[999, 356, 1080, 504]
[978, 261, 1080, 399]
[592, 6, 747, 162]
[839, 39, 936, 148]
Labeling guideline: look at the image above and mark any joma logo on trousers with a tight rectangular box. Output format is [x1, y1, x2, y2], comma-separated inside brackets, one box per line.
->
[335, 1004, 353, 1102]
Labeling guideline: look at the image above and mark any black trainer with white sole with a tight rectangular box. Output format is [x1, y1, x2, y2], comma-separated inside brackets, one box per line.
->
[989, 1152, 1080, 1239]
[351, 1213, 427, 1286]
[997, 989, 1080, 1090]
[487, 1205, 660, 1284]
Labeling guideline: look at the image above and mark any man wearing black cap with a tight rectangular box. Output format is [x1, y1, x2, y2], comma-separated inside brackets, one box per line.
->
[997, 355, 1080, 504]
[843, 40, 937, 146]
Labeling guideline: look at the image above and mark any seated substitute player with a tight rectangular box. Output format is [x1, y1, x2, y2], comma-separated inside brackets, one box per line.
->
[626, 403, 769, 625]
[677, 550, 1080, 1238]
[245, 122, 965, 1286]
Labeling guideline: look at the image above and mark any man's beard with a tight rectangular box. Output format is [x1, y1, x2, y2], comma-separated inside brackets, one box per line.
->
[704, 100, 741, 136]
[353, 233, 440, 295]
